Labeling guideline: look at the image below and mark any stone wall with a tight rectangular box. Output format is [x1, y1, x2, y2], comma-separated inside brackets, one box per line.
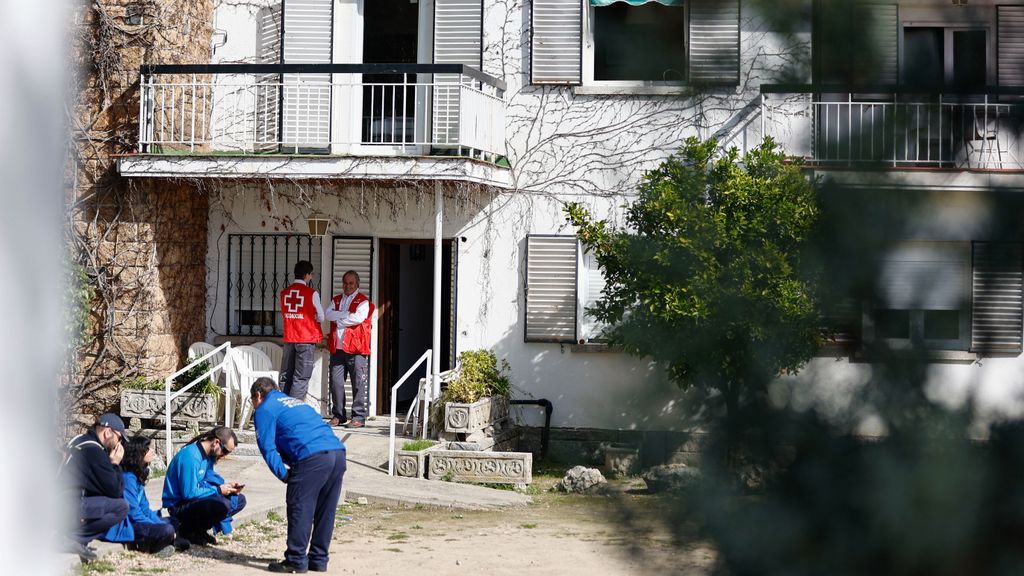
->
[65, 0, 214, 432]
[517, 426, 713, 468]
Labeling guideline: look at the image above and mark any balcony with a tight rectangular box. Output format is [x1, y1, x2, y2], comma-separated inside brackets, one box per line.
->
[118, 64, 509, 187]
[761, 85, 1024, 172]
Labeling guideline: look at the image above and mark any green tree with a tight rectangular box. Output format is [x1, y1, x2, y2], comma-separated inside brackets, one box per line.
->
[565, 137, 822, 462]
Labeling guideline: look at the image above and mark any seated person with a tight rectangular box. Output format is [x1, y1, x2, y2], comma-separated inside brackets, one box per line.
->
[60, 413, 130, 562]
[120, 436, 189, 557]
[162, 426, 246, 545]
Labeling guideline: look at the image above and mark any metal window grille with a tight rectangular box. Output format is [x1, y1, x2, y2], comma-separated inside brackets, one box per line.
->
[226, 234, 323, 336]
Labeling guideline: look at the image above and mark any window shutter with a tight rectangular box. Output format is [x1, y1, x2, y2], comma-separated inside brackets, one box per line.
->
[688, 0, 739, 85]
[971, 242, 1023, 354]
[861, 3, 898, 86]
[332, 237, 373, 299]
[998, 6, 1024, 88]
[525, 235, 578, 343]
[282, 0, 332, 150]
[255, 5, 282, 152]
[433, 0, 483, 145]
[577, 249, 607, 342]
[531, 0, 582, 84]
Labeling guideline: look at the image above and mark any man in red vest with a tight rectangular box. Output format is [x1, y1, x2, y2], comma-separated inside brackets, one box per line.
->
[325, 270, 374, 428]
[279, 260, 324, 401]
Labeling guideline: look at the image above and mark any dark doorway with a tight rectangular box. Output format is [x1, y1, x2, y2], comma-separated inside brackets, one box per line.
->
[362, 0, 419, 144]
[376, 239, 456, 415]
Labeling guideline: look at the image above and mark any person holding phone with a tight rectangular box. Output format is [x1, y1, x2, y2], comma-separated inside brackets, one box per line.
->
[250, 377, 346, 573]
[59, 413, 130, 562]
[161, 426, 246, 546]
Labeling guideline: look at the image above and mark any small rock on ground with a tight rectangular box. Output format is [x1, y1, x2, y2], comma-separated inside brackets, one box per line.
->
[555, 466, 607, 494]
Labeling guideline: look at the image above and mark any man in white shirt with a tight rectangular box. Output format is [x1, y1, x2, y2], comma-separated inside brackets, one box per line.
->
[324, 271, 374, 428]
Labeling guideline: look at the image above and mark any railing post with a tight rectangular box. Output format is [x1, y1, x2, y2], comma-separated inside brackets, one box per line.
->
[165, 375, 173, 466]
[190, 73, 197, 152]
[138, 72, 147, 153]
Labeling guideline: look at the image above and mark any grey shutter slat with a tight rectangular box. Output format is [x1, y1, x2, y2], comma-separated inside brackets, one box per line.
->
[526, 235, 577, 343]
[434, 0, 483, 145]
[283, 0, 332, 150]
[688, 0, 739, 85]
[999, 6, 1024, 87]
[255, 5, 282, 152]
[862, 3, 898, 86]
[332, 237, 373, 299]
[972, 242, 1023, 354]
[531, 0, 582, 85]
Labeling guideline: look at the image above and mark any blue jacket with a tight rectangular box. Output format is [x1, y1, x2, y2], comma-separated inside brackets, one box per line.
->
[254, 390, 345, 482]
[162, 442, 237, 534]
[123, 472, 166, 526]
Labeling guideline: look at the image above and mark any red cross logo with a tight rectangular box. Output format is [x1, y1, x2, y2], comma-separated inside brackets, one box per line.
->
[283, 289, 305, 313]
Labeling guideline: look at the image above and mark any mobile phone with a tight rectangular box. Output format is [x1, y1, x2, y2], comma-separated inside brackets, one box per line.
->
[237, 484, 245, 491]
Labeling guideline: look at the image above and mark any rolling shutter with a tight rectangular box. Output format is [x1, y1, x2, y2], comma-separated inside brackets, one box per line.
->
[531, 0, 582, 84]
[998, 6, 1024, 88]
[255, 4, 282, 151]
[525, 235, 578, 343]
[433, 0, 483, 145]
[282, 0, 332, 151]
[332, 237, 373, 299]
[972, 242, 1023, 354]
[578, 249, 607, 342]
[688, 0, 740, 85]
[862, 3, 898, 86]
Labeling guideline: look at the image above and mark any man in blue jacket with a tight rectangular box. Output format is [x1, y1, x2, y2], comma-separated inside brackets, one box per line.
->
[162, 426, 246, 545]
[250, 377, 346, 573]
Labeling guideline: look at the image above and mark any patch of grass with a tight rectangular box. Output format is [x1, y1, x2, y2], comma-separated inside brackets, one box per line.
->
[78, 560, 116, 575]
[387, 532, 409, 541]
[129, 568, 167, 574]
[519, 523, 538, 529]
[337, 504, 351, 515]
[401, 439, 436, 451]
[450, 514, 464, 520]
[476, 482, 516, 491]
[267, 510, 284, 523]
[411, 524, 423, 530]
[384, 548, 403, 553]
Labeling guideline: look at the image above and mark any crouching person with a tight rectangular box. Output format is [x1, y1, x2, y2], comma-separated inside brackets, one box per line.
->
[162, 426, 246, 546]
[250, 377, 346, 573]
[121, 436, 189, 557]
[60, 413, 130, 562]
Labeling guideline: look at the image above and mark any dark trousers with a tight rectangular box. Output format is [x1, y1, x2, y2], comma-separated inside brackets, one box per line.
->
[285, 449, 346, 571]
[77, 496, 129, 545]
[131, 520, 177, 551]
[329, 351, 368, 422]
[168, 493, 246, 535]
[281, 342, 316, 401]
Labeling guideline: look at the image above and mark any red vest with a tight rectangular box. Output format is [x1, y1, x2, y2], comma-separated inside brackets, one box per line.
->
[280, 282, 323, 343]
[328, 292, 374, 355]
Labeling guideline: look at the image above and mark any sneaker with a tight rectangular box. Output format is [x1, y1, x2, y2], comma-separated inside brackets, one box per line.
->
[153, 545, 175, 558]
[327, 417, 347, 427]
[268, 559, 308, 573]
[184, 531, 217, 546]
[60, 537, 97, 563]
[173, 537, 191, 551]
[308, 565, 327, 573]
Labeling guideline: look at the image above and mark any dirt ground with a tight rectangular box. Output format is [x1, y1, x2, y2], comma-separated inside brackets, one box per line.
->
[78, 478, 716, 576]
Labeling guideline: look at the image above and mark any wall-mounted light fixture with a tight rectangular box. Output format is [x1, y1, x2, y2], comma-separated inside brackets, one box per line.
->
[306, 211, 330, 237]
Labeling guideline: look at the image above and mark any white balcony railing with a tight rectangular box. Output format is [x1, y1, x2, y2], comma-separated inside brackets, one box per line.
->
[761, 86, 1024, 170]
[137, 64, 506, 159]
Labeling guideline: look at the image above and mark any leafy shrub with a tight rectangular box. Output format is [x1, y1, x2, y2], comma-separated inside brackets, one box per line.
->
[442, 349, 511, 404]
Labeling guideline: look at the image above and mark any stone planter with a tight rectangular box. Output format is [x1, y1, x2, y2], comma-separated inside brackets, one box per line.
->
[120, 389, 218, 424]
[427, 448, 532, 484]
[444, 396, 509, 435]
[393, 443, 443, 479]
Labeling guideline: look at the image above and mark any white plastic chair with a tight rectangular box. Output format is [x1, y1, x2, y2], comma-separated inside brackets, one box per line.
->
[306, 350, 330, 416]
[187, 341, 229, 388]
[250, 341, 283, 372]
[229, 345, 279, 429]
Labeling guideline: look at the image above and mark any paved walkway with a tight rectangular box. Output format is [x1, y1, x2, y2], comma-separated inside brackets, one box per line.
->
[61, 418, 530, 571]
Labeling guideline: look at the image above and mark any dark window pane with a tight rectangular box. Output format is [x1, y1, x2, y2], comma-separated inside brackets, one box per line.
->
[594, 4, 686, 81]
[953, 30, 986, 90]
[903, 27, 943, 89]
[875, 309, 910, 339]
[924, 310, 960, 340]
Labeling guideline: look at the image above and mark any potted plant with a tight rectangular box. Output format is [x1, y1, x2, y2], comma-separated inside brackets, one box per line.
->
[120, 360, 223, 425]
[439, 349, 511, 435]
[393, 439, 439, 478]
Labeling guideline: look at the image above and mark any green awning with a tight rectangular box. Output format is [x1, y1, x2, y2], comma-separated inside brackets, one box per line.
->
[590, 0, 684, 6]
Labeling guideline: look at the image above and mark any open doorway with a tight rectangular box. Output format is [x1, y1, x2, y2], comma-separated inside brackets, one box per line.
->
[376, 239, 456, 415]
[362, 0, 419, 144]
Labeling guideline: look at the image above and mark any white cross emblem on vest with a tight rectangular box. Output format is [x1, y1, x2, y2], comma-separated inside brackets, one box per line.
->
[283, 288, 305, 313]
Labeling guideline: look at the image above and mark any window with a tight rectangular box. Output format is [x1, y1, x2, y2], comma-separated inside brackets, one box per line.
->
[226, 234, 323, 336]
[531, 0, 739, 86]
[866, 242, 971, 350]
[524, 235, 609, 344]
[592, 3, 686, 82]
[902, 26, 987, 90]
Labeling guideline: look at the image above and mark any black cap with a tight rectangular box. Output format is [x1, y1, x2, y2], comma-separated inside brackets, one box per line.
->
[97, 413, 126, 437]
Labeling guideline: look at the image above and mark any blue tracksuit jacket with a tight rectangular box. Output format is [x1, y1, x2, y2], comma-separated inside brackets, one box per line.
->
[253, 390, 345, 482]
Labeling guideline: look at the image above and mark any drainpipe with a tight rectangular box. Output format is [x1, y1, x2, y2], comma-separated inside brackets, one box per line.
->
[511, 399, 553, 461]
[430, 181, 443, 434]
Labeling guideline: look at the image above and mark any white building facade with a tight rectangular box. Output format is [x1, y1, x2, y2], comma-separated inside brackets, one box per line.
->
[118, 0, 1024, 433]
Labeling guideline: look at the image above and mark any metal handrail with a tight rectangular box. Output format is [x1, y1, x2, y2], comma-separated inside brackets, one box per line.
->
[387, 349, 432, 477]
[163, 342, 232, 464]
